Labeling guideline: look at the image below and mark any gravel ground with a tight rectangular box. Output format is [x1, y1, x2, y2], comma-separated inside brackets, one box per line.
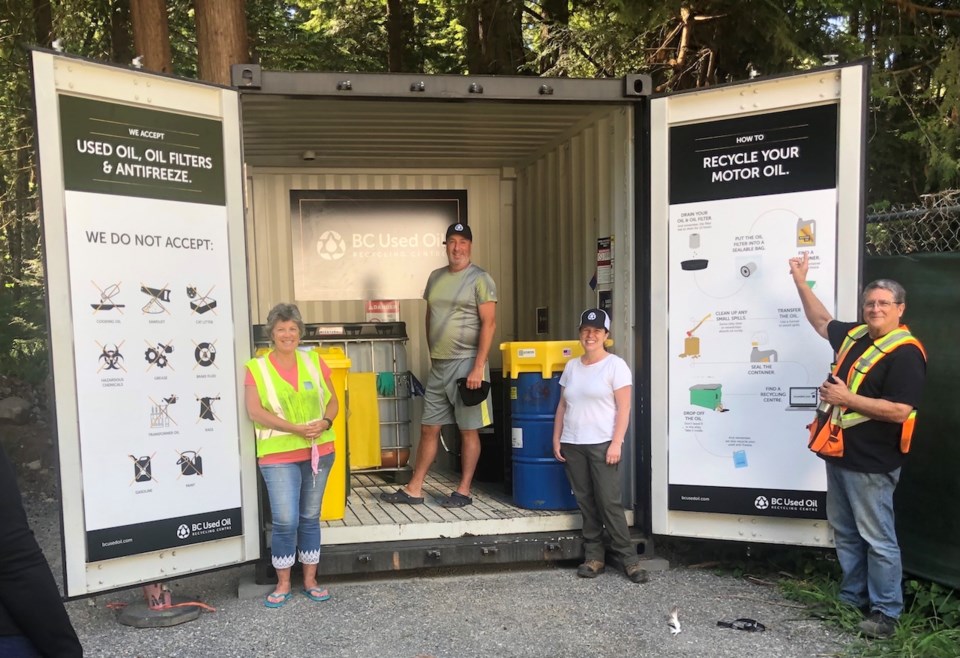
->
[21, 492, 853, 658]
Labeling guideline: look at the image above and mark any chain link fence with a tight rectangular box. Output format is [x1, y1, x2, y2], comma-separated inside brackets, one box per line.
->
[865, 190, 960, 256]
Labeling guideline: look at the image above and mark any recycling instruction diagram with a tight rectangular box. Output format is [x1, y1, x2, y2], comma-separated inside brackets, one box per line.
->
[666, 104, 839, 518]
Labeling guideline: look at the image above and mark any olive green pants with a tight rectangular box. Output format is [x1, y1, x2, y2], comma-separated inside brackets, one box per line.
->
[561, 441, 639, 566]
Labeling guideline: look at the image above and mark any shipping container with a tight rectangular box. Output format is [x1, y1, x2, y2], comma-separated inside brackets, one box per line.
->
[234, 67, 647, 574]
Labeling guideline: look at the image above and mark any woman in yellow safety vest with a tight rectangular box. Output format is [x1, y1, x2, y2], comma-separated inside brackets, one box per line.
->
[244, 303, 339, 608]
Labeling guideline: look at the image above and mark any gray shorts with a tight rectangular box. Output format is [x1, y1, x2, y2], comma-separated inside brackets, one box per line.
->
[422, 358, 493, 430]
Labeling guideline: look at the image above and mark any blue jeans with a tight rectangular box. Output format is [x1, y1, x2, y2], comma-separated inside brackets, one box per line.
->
[825, 463, 902, 617]
[0, 636, 40, 658]
[260, 454, 335, 570]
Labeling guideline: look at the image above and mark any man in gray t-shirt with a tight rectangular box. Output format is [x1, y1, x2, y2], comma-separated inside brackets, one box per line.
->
[381, 222, 497, 508]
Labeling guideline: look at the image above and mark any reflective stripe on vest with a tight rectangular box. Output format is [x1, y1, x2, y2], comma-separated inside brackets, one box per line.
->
[831, 324, 926, 431]
[247, 350, 332, 457]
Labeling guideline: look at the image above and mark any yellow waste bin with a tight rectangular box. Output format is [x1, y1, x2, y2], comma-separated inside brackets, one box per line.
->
[314, 347, 351, 521]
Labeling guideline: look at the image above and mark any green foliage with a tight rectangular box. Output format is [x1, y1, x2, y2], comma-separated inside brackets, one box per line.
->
[254, 0, 466, 73]
[864, 7, 960, 205]
[0, 260, 48, 385]
[169, 0, 199, 79]
[905, 579, 960, 628]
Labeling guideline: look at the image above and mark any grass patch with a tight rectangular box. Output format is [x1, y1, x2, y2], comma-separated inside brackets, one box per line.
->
[780, 563, 960, 657]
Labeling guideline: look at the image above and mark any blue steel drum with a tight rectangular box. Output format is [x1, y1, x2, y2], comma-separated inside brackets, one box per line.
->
[511, 372, 578, 510]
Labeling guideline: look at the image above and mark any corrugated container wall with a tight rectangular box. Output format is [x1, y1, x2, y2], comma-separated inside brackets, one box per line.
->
[514, 107, 635, 353]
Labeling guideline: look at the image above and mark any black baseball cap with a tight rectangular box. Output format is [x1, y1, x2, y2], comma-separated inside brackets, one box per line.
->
[579, 308, 610, 331]
[456, 378, 490, 406]
[444, 222, 473, 242]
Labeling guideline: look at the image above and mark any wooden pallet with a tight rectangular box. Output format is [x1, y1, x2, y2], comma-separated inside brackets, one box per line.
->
[320, 469, 583, 545]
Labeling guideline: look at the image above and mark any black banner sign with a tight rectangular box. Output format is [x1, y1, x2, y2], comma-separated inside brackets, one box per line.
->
[86, 507, 242, 562]
[669, 104, 839, 205]
[60, 95, 226, 205]
[669, 485, 827, 519]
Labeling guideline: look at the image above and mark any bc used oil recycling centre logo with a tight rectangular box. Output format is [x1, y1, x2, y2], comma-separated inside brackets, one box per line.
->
[316, 230, 347, 260]
[755, 493, 819, 513]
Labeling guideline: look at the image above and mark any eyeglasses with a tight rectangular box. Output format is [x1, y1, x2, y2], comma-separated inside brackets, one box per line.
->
[862, 300, 901, 309]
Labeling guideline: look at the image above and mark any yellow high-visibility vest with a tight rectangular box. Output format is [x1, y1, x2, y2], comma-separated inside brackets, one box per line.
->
[246, 350, 334, 458]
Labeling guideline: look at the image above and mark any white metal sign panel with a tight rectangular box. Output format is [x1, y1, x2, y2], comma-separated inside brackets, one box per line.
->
[649, 64, 867, 546]
[32, 51, 259, 596]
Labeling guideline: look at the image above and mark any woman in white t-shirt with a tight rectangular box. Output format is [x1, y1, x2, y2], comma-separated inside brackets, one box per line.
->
[552, 308, 647, 583]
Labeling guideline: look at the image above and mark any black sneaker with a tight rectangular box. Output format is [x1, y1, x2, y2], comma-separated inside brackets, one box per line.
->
[858, 611, 897, 638]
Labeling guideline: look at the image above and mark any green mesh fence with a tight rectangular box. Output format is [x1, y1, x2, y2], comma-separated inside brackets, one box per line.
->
[865, 196, 960, 589]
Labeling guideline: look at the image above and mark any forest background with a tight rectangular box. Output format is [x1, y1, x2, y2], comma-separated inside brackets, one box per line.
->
[0, 0, 958, 382]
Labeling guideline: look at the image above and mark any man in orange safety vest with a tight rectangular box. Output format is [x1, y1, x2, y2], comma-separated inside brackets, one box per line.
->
[789, 252, 926, 639]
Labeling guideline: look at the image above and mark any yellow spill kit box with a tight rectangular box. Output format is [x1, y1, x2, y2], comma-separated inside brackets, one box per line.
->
[500, 341, 585, 379]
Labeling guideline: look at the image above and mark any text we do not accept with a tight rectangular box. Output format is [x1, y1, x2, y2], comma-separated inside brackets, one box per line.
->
[85, 230, 213, 251]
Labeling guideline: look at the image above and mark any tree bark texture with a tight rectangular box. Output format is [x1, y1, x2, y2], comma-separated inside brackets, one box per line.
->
[130, 0, 172, 73]
[32, 0, 53, 47]
[110, 0, 134, 64]
[195, 0, 250, 85]
[464, 1, 482, 74]
[386, 0, 403, 72]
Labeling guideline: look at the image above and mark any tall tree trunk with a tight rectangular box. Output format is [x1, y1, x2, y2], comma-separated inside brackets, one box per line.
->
[110, 0, 134, 64]
[464, 1, 483, 74]
[32, 0, 53, 47]
[539, 0, 569, 74]
[386, 0, 403, 72]
[195, 0, 250, 85]
[469, 0, 525, 75]
[130, 0, 172, 73]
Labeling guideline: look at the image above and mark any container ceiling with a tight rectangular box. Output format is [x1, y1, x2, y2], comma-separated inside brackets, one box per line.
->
[239, 95, 623, 170]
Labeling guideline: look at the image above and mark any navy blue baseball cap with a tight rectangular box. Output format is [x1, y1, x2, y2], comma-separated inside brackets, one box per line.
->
[579, 308, 610, 331]
[444, 222, 473, 242]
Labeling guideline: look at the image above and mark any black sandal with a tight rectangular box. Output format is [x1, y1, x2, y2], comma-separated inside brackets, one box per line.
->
[439, 491, 472, 508]
[380, 489, 424, 505]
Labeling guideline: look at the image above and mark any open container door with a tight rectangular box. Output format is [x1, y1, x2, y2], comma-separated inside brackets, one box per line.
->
[31, 50, 259, 596]
[648, 62, 868, 546]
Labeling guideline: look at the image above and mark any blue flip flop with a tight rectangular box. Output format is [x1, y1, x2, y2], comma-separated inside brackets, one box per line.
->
[303, 587, 331, 603]
[264, 591, 293, 608]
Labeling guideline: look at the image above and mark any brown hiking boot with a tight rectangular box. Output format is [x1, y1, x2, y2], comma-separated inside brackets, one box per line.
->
[576, 560, 605, 578]
[625, 563, 649, 584]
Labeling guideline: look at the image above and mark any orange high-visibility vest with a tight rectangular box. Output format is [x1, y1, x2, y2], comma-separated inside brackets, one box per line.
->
[808, 324, 926, 458]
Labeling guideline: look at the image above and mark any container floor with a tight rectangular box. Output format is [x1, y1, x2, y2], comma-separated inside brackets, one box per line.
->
[319, 469, 587, 545]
